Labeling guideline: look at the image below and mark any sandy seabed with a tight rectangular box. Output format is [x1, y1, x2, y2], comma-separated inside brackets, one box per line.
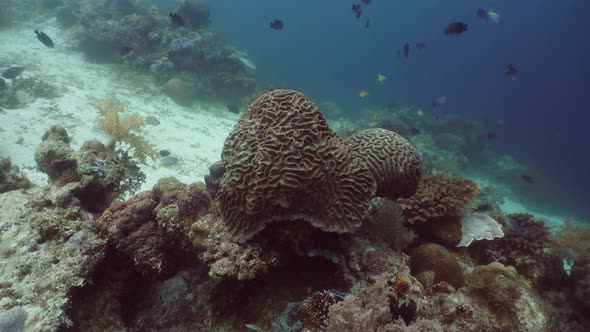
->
[0, 19, 239, 194]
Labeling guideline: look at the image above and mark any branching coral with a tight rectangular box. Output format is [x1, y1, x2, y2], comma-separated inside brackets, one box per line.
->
[550, 219, 590, 264]
[93, 97, 157, 163]
[397, 175, 480, 225]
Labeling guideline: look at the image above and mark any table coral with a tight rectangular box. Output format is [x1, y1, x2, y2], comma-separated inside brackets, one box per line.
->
[218, 89, 377, 243]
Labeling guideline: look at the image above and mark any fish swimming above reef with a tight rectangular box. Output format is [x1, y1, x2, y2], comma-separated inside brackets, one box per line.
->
[445, 22, 468, 35]
[403, 42, 409, 58]
[432, 95, 447, 108]
[365, 18, 370, 29]
[359, 91, 369, 98]
[415, 42, 427, 51]
[169, 12, 185, 27]
[521, 175, 535, 184]
[35, 30, 54, 48]
[352, 4, 362, 18]
[119, 46, 133, 56]
[416, 110, 425, 117]
[506, 64, 519, 80]
[473, 203, 494, 213]
[2, 66, 24, 79]
[477, 8, 501, 24]
[226, 105, 240, 114]
[378, 74, 386, 84]
[270, 19, 284, 30]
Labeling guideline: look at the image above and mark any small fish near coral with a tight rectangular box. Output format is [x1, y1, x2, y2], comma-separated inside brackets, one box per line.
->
[352, 4, 362, 18]
[403, 42, 410, 58]
[226, 105, 240, 114]
[506, 64, 519, 80]
[119, 46, 133, 56]
[35, 30, 54, 48]
[169, 12, 185, 27]
[359, 90, 369, 98]
[270, 19, 284, 30]
[2, 66, 24, 79]
[431, 95, 447, 108]
[521, 175, 535, 184]
[444, 22, 468, 35]
[477, 8, 501, 24]
[377, 74, 387, 84]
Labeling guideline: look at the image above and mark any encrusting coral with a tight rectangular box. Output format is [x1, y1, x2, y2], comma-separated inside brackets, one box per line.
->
[346, 128, 422, 198]
[93, 97, 157, 163]
[218, 89, 377, 243]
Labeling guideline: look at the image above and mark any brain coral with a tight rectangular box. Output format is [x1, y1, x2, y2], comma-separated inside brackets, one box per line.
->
[218, 89, 377, 243]
[397, 175, 480, 224]
[346, 128, 421, 198]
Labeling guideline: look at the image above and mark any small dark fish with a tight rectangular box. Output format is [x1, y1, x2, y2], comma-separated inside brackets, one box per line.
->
[355, 9, 362, 18]
[361, 0, 371, 5]
[410, 128, 420, 135]
[119, 46, 132, 56]
[506, 64, 519, 80]
[445, 22, 468, 35]
[35, 30, 54, 48]
[486, 132, 497, 140]
[403, 42, 409, 58]
[473, 204, 494, 213]
[415, 42, 427, 50]
[352, 4, 361, 13]
[364, 18, 370, 29]
[521, 175, 535, 184]
[226, 104, 240, 114]
[396, 49, 401, 58]
[2, 66, 24, 79]
[159, 149, 171, 157]
[169, 12, 185, 27]
[476, 8, 488, 23]
[270, 19, 284, 30]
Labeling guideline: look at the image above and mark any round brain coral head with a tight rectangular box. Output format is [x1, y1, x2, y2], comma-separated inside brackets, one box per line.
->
[398, 175, 480, 224]
[219, 89, 377, 243]
[346, 128, 422, 198]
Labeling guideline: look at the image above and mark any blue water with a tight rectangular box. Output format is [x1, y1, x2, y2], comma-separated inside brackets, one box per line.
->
[157, 0, 590, 220]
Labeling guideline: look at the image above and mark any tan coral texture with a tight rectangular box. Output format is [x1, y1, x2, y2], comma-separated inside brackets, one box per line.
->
[218, 89, 377, 243]
[397, 175, 480, 224]
[346, 128, 421, 198]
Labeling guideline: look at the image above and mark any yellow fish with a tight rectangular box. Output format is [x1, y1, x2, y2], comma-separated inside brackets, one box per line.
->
[359, 91, 369, 98]
[378, 74, 387, 84]
[417, 110, 425, 117]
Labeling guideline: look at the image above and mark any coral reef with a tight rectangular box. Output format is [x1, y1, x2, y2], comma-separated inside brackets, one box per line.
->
[397, 175, 480, 246]
[95, 177, 198, 278]
[409, 243, 464, 289]
[34, 125, 77, 181]
[0, 187, 105, 332]
[346, 128, 422, 198]
[0, 157, 32, 193]
[476, 213, 550, 283]
[550, 219, 590, 264]
[218, 89, 376, 243]
[366, 198, 416, 251]
[571, 255, 590, 315]
[93, 97, 157, 163]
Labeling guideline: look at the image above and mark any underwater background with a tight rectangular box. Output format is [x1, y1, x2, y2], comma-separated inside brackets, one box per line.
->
[192, 0, 590, 220]
[2, 0, 590, 331]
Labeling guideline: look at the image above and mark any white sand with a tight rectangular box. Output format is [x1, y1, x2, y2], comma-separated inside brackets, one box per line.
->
[0, 19, 239, 193]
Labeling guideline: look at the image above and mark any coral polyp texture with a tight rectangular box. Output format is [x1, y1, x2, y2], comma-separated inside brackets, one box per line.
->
[346, 128, 422, 198]
[397, 175, 480, 224]
[218, 89, 377, 243]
